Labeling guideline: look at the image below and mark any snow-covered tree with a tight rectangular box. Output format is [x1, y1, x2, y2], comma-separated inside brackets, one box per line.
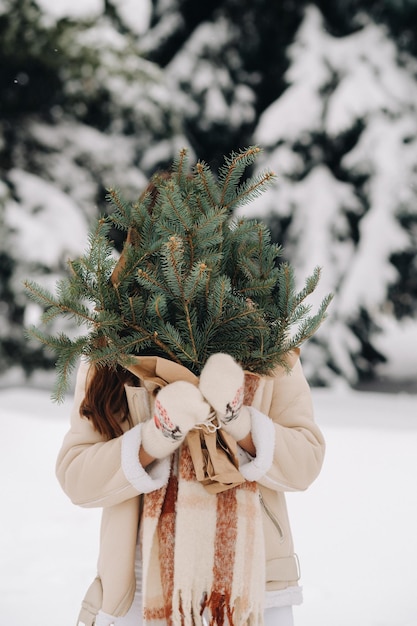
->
[0, 0, 188, 380]
[143, 0, 305, 165]
[239, 5, 417, 385]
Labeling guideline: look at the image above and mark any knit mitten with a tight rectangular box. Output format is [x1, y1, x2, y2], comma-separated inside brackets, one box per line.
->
[141, 381, 211, 459]
[199, 353, 251, 441]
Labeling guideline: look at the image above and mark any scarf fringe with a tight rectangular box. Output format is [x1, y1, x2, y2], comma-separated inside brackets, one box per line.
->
[170, 589, 265, 626]
[203, 591, 264, 626]
[171, 588, 206, 626]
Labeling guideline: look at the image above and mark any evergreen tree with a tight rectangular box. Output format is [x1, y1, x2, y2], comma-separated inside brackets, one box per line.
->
[0, 0, 187, 381]
[25, 147, 332, 400]
[144, 0, 306, 167]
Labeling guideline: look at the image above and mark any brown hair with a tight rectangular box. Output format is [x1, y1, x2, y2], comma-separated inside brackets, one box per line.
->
[80, 365, 137, 440]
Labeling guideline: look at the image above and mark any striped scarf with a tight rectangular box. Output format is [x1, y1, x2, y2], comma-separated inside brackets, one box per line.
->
[141, 447, 265, 626]
[140, 380, 265, 626]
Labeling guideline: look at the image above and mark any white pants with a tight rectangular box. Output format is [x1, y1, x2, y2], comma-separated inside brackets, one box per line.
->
[96, 603, 294, 626]
[264, 606, 294, 626]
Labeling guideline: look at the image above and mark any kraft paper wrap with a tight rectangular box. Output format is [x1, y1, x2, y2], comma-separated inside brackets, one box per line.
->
[122, 355, 247, 493]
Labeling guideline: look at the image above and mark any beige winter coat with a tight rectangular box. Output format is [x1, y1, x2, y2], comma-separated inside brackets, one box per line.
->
[56, 351, 325, 624]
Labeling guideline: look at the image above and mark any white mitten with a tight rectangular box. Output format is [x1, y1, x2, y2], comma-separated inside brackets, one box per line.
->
[199, 353, 251, 441]
[141, 381, 211, 459]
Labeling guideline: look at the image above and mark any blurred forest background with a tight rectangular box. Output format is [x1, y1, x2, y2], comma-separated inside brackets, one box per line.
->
[1, 0, 417, 392]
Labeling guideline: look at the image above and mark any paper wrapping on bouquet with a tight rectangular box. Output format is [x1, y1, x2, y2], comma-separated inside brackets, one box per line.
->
[186, 425, 245, 494]
[122, 355, 245, 493]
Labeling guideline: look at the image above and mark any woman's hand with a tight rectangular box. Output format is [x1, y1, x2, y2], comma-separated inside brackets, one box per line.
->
[199, 353, 252, 443]
[141, 381, 211, 459]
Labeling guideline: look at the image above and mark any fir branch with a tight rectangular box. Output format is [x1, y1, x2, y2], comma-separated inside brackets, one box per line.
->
[292, 293, 333, 344]
[206, 276, 231, 322]
[276, 263, 296, 320]
[150, 323, 194, 364]
[112, 241, 157, 288]
[24, 280, 97, 326]
[183, 262, 209, 303]
[149, 294, 169, 322]
[172, 147, 189, 188]
[105, 332, 154, 357]
[106, 188, 132, 230]
[160, 235, 186, 299]
[130, 193, 154, 227]
[193, 206, 227, 247]
[206, 301, 262, 337]
[194, 161, 220, 209]
[219, 146, 262, 207]
[160, 179, 194, 233]
[223, 170, 276, 212]
[188, 208, 226, 271]
[292, 266, 322, 308]
[52, 335, 90, 402]
[136, 267, 170, 296]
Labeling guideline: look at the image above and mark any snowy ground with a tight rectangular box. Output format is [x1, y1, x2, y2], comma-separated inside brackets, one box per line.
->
[1, 386, 416, 626]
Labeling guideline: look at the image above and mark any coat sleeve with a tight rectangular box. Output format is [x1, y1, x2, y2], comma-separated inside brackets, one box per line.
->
[55, 360, 170, 508]
[258, 356, 325, 492]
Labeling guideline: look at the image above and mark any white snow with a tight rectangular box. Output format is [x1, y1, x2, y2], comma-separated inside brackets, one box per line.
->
[275, 165, 359, 300]
[290, 387, 417, 626]
[36, 0, 103, 20]
[256, 5, 417, 144]
[0, 386, 416, 625]
[35, 0, 151, 27]
[112, 0, 151, 35]
[6, 169, 89, 266]
[338, 115, 417, 318]
[373, 316, 417, 382]
[166, 17, 256, 131]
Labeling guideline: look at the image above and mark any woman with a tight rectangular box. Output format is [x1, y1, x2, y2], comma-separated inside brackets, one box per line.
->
[56, 348, 325, 626]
